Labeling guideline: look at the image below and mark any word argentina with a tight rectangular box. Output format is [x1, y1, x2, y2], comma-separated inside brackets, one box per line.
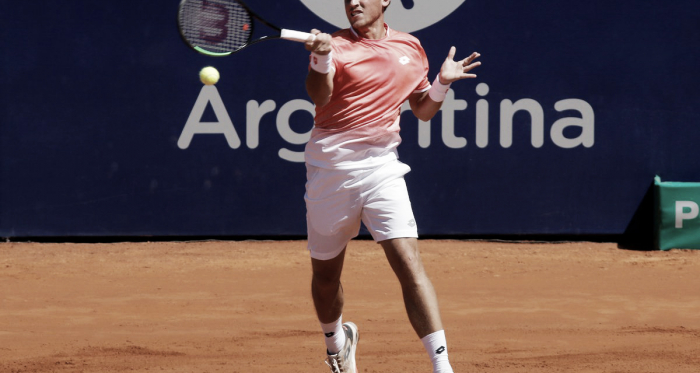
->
[178, 83, 595, 163]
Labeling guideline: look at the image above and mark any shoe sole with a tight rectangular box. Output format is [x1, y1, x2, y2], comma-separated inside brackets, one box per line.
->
[343, 322, 359, 373]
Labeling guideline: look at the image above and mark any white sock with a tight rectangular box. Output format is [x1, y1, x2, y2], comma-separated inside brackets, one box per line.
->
[320, 315, 346, 355]
[421, 330, 453, 373]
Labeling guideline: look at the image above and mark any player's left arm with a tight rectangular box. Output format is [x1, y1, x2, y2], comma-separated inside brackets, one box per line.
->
[409, 47, 481, 121]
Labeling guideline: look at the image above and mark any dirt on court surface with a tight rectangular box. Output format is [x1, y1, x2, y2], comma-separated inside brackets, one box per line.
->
[1, 239, 699, 373]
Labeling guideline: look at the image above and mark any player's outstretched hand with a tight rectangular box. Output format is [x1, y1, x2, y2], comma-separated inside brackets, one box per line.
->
[305, 29, 332, 55]
[438, 47, 481, 84]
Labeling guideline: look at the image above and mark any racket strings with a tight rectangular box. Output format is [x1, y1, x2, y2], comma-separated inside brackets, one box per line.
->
[180, 0, 252, 53]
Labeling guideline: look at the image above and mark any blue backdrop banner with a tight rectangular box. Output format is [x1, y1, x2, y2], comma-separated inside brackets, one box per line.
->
[2, 1, 699, 237]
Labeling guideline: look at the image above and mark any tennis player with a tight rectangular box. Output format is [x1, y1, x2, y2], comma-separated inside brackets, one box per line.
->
[303, 1, 480, 372]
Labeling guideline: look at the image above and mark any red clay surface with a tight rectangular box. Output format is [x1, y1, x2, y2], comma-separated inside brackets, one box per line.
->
[1, 239, 699, 372]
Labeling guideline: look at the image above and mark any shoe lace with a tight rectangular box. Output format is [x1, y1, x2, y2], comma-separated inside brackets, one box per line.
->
[325, 355, 345, 373]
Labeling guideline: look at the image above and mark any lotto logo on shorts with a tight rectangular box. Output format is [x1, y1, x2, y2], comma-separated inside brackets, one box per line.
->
[408, 219, 416, 227]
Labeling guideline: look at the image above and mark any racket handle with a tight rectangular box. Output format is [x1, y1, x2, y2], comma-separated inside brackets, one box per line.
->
[281, 29, 315, 43]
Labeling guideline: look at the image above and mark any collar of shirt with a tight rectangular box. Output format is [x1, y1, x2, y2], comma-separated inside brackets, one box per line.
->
[349, 23, 392, 41]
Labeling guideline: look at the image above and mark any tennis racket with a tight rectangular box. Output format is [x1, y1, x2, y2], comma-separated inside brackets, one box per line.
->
[178, 0, 315, 57]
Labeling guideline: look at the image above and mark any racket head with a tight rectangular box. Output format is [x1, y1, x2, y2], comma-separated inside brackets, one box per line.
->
[178, 0, 255, 56]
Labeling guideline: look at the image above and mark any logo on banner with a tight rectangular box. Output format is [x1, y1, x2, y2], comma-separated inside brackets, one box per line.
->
[676, 201, 699, 229]
[299, 0, 465, 33]
[178, 85, 314, 163]
[178, 83, 595, 163]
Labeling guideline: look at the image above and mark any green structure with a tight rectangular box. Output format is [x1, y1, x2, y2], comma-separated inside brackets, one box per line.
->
[655, 176, 700, 250]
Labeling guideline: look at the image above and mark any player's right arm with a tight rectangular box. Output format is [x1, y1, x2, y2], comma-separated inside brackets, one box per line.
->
[305, 29, 334, 108]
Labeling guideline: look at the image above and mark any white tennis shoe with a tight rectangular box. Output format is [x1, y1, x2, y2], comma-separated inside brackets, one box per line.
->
[325, 322, 359, 373]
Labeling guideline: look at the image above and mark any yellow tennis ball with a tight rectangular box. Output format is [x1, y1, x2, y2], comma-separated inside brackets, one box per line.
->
[199, 66, 220, 85]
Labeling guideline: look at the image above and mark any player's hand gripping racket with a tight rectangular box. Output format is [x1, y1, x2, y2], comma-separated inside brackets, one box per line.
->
[178, 0, 315, 56]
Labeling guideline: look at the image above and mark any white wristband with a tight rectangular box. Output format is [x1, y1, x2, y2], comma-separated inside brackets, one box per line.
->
[427, 75, 451, 102]
[310, 51, 333, 74]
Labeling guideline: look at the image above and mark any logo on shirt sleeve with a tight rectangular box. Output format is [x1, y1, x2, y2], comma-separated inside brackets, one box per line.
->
[399, 56, 410, 65]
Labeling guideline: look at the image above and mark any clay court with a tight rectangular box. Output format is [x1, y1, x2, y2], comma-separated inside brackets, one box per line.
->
[1, 239, 698, 372]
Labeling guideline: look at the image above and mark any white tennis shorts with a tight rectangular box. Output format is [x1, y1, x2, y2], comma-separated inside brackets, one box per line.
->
[305, 160, 418, 260]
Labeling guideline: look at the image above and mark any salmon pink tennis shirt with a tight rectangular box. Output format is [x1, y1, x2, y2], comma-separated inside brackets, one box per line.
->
[304, 25, 431, 170]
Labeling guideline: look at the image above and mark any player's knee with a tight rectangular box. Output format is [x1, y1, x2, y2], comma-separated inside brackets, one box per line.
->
[400, 265, 429, 287]
[393, 257, 428, 285]
[312, 269, 341, 289]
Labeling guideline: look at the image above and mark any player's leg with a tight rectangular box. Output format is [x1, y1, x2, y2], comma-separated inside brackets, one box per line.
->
[310, 249, 359, 373]
[380, 237, 443, 337]
[381, 237, 454, 373]
[360, 161, 454, 373]
[361, 162, 438, 335]
[311, 248, 346, 325]
[305, 164, 362, 373]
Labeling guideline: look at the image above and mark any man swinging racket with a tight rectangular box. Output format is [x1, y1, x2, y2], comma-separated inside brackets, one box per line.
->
[302, 1, 481, 372]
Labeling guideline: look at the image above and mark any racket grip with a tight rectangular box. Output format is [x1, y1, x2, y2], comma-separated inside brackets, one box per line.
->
[281, 29, 315, 43]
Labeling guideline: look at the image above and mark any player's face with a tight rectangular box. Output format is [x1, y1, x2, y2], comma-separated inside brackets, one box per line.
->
[344, 0, 390, 32]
